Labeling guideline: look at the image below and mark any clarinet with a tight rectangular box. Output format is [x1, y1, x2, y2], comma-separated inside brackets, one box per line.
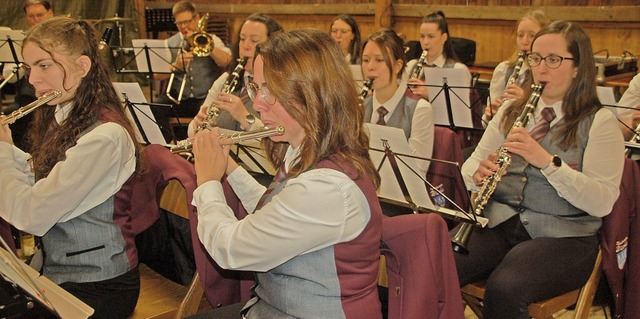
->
[198, 57, 249, 132]
[452, 82, 546, 255]
[506, 51, 526, 87]
[409, 50, 429, 79]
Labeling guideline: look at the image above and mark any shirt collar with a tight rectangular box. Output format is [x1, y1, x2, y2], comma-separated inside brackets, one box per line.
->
[374, 80, 408, 116]
[55, 102, 73, 125]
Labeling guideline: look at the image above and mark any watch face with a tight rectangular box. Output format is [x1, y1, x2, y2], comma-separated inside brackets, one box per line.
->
[552, 155, 562, 167]
[245, 113, 255, 124]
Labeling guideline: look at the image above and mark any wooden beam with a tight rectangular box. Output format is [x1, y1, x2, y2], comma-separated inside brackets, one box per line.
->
[392, 5, 640, 23]
[143, 3, 375, 16]
[375, 0, 393, 29]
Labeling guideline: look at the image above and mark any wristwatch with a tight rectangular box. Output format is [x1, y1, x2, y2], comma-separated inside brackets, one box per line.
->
[542, 155, 562, 174]
[245, 113, 256, 125]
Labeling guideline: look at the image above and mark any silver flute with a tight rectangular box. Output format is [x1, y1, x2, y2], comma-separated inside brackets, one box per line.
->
[1, 90, 61, 125]
[170, 125, 285, 154]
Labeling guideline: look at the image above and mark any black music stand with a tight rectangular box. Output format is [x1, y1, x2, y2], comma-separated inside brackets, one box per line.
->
[0, 30, 24, 92]
[367, 123, 487, 226]
[111, 40, 185, 103]
[415, 80, 488, 130]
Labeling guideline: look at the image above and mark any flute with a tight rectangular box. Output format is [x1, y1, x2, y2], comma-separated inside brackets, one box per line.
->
[170, 125, 285, 154]
[1, 90, 61, 125]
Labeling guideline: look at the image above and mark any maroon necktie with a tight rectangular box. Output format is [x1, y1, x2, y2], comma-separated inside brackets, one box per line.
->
[376, 106, 388, 126]
[530, 107, 556, 142]
[239, 87, 251, 106]
[255, 164, 287, 210]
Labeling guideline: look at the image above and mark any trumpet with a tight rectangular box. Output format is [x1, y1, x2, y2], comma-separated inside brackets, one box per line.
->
[197, 57, 248, 132]
[452, 83, 545, 255]
[170, 125, 285, 155]
[1, 90, 61, 125]
[166, 14, 215, 104]
[409, 50, 429, 80]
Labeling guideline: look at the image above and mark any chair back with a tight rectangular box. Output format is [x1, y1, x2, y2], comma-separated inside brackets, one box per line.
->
[382, 214, 465, 319]
[427, 126, 469, 213]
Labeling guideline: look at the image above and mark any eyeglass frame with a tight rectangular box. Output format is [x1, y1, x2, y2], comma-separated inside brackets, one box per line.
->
[247, 82, 277, 105]
[527, 52, 576, 69]
[174, 17, 195, 27]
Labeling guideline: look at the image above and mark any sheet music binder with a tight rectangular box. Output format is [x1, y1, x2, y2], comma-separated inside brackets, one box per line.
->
[0, 238, 94, 318]
[366, 123, 488, 226]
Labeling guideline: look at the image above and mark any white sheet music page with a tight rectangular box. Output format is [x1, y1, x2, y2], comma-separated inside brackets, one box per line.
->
[0, 30, 25, 63]
[0, 247, 94, 318]
[424, 68, 473, 128]
[112, 82, 170, 146]
[131, 39, 173, 73]
[365, 123, 435, 210]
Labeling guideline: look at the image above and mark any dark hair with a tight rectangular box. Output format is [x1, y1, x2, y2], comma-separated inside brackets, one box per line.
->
[421, 11, 459, 62]
[23, 0, 52, 12]
[227, 13, 283, 76]
[23, 17, 141, 179]
[330, 14, 362, 64]
[362, 28, 406, 79]
[501, 21, 600, 150]
[255, 28, 380, 188]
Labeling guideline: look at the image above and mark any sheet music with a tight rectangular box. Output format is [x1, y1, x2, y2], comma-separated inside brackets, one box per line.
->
[112, 82, 170, 146]
[0, 30, 25, 63]
[0, 245, 93, 318]
[223, 128, 276, 175]
[366, 123, 488, 226]
[131, 39, 173, 73]
[349, 64, 364, 88]
[424, 68, 474, 128]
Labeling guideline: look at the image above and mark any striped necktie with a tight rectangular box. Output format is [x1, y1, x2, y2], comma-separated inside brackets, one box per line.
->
[376, 106, 388, 125]
[530, 107, 556, 142]
[255, 164, 287, 210]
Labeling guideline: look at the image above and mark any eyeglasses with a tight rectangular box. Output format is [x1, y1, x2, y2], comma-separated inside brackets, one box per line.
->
[527, 53, 575, 69]
[174, 18, 194, 27]
[247, 82, 277, 105]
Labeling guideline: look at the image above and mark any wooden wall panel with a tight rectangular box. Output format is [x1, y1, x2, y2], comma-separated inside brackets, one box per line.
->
[142, 0, 640, 66]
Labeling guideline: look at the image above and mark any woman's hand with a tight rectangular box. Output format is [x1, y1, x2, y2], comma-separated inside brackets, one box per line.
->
[0, 123, 13, 145]
[408, 78, 429, 100]
[215, 92, 250, 125]
[472, 152, 500, 186]
[502, 127, 551, 169]
[502, 83, 525, 101]
[192, 106, 208, 130]
[484, 98, 503, 120]
[192, 128, 229, 186]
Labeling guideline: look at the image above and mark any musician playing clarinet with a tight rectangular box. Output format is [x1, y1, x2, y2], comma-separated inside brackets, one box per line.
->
[454, 21, 624, 319]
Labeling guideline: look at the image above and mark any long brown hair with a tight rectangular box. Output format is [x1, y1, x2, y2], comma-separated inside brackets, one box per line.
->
[507, 10, 552, 67]
[24, 17, 141, 179]
[256, 28, 380, 188]
[501, 21, 600, 150]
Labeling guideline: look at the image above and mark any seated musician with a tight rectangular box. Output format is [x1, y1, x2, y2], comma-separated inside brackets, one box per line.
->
[187, 13, 283, 136]
[189, 29, 383, 319]
[362, 28, 434, 178]
[329, 14, 362, 65]
[484, 10, 551, 124]
[615, 73, 640, 140]
[453, 21, 624, 319]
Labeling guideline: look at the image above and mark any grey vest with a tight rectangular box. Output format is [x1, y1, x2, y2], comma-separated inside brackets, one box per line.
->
[485, 113, 601, 238]
[41, 196, 132, 284]
[364, 89, 420, 138]
[167, 34, 223, 99]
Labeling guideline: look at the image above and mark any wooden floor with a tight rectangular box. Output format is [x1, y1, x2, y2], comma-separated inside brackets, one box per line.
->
[464, 305, 610, 318]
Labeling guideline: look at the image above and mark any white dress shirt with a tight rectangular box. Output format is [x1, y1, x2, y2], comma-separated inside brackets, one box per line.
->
[616, 73, 640, 120]
[370, 81, 434, 177]
[404, 54, 471, 82]
[462, 99, 624, 217]
[0, 103, 136, 236]
[193, 146, 371, 272]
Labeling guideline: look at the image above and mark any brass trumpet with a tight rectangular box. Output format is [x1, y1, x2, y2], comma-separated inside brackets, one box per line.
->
[1, 90, 61, 125]
[170, 125, 285, 156]
[166, 14, 215, 104]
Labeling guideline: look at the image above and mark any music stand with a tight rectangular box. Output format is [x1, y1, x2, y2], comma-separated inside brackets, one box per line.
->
[416, 68, 489, 130]
[0, 30, 25, 91]
[112, 39, 181, 103]
[112, 82, 173, 146]
[366, 123, 487, 226]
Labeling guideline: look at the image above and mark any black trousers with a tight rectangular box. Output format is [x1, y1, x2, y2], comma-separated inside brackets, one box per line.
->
[451, 215, 599, 319]
[59, 266, 140, 319]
